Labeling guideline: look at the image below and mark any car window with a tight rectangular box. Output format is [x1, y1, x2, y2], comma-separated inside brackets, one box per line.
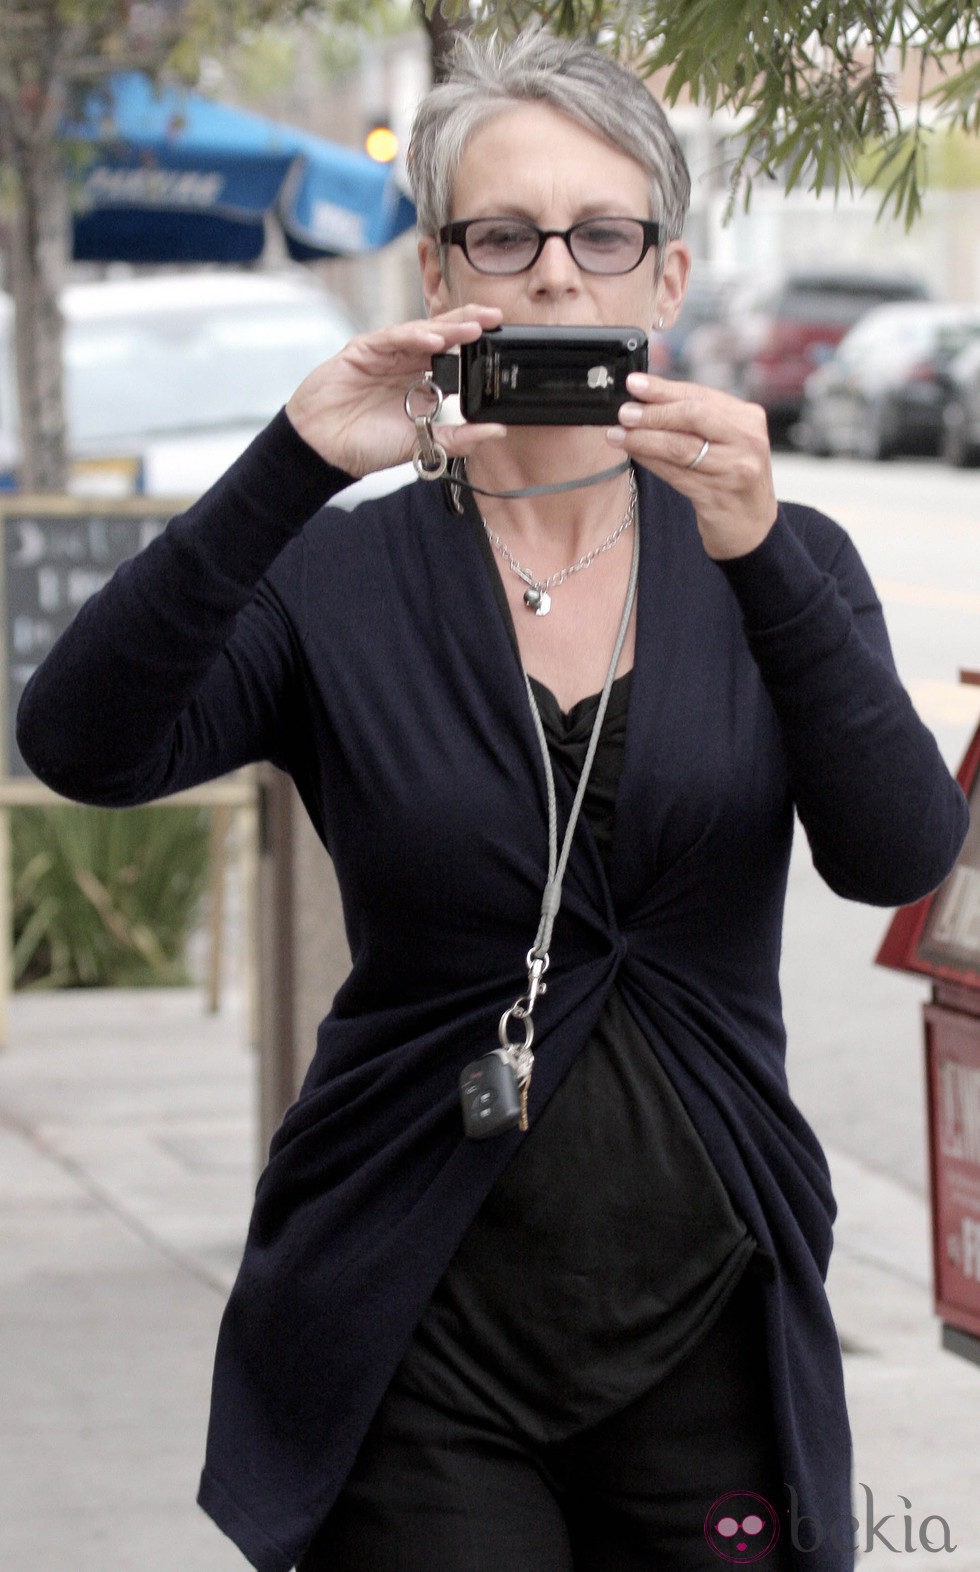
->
[778, 285, 920, 327]
[64, 299, 352, 444]
[935, 320, 980, 364]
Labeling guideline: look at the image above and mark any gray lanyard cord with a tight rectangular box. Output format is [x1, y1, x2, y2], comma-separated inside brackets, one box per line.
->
[497, 473, 640, 1124]
[447, 454, 630, 506]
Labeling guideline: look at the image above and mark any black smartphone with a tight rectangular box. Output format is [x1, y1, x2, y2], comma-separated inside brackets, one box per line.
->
[431, 325, 647, 425]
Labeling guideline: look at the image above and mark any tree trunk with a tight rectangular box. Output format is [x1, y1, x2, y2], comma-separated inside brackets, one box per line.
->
[7, 126, 69, 493]
[415, 1, 467, 82]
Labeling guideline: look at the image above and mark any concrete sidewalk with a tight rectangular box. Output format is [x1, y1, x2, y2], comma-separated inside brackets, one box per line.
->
[0, 987, 977, 1571]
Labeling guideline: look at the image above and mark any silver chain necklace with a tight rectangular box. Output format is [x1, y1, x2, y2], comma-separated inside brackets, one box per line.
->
[482, 469, 637, 616]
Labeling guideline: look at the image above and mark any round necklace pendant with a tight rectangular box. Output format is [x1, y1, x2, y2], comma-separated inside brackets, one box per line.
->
[487, 469, 636, 620]
[523, 586, 552, 616]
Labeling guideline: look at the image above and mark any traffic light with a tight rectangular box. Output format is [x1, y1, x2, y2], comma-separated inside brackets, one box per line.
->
[364, 116, 398, 164]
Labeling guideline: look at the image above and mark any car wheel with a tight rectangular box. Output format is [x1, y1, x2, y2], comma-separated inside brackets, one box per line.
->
[791, 414, 830, 457]
[940, 398, 979, 467]
[856, 400, 895, 461]
[765, 412, 794, 449]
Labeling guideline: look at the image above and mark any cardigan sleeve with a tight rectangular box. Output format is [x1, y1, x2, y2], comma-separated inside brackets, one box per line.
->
[15, 411, 355, 807]
[718, 506, 968, 906]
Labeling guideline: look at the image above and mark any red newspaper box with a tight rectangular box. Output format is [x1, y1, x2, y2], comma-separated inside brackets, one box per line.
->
[877, 673, 980, 1364]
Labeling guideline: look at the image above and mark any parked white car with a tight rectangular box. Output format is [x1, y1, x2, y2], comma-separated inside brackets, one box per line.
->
[0, 270, 358, 497]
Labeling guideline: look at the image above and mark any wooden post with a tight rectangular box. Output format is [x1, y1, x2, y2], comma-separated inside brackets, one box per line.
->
[256, 766, 296, 1170]
[206, 804, 231, 1013]
[241, 794, 261, 1050]
[254, 765, 350, 1163]
[0, 807, 11, 1051]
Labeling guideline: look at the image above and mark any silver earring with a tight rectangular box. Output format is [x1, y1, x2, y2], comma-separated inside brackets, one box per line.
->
[656, 316, 665, 330]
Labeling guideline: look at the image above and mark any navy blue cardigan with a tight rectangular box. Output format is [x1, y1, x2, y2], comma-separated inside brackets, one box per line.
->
[17, 413, 968, 1572]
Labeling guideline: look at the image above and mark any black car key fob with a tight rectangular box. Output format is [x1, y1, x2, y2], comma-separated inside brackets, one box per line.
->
[459, 1049, 522, 1139]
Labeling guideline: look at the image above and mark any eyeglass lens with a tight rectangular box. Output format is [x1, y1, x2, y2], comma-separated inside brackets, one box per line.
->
[462, 218, 649, 275]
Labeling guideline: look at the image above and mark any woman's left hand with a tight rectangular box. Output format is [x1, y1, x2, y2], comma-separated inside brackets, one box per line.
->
[607, 373, 778, 561]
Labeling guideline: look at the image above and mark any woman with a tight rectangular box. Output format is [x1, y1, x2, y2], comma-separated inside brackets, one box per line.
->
[18, 29, 966, 1572]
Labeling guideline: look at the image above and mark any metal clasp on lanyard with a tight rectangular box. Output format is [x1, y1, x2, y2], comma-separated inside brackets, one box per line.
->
[404, 372, 448, 479]
[497, 950, 549, 1131]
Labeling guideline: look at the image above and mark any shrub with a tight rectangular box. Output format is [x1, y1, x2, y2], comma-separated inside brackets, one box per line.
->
[11, 803, 211, 989]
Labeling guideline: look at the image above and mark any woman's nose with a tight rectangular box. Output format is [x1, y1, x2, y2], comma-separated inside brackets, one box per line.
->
[529, 233, 581, 290]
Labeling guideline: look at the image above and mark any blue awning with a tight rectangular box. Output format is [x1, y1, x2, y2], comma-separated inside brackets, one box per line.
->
[65, 73, 416, 264]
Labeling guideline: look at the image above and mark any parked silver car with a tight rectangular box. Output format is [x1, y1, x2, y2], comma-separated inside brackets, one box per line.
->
[938, 338, 980, 467]
[795, 301, 980, 460]
[0, 270, 357, 496]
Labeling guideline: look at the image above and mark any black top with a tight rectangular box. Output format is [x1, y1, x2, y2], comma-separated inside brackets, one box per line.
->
[529, 671, 628, 869]
[404, 668, 757, 1440]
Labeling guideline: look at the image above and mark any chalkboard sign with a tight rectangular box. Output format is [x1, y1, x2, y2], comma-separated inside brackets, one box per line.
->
[0, 496, 188, 779]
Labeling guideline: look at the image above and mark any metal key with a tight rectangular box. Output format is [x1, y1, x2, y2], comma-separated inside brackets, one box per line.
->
[499, 1004, 535, 1132]
[517, 1063, 532, 1132]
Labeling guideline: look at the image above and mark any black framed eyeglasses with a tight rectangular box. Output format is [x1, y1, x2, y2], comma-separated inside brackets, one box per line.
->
[438, 216, 661, 276]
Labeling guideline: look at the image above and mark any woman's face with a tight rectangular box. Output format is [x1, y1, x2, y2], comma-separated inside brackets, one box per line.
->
[419, 102, 689, 331]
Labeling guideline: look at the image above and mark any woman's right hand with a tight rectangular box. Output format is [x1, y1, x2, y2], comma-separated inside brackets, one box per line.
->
[284, 304, 507, 478]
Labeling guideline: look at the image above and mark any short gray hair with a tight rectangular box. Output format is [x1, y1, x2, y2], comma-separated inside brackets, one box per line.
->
[407, 28, 690, 265]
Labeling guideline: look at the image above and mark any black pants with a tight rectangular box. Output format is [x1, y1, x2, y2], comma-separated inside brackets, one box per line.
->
[298, 1273, 793, 1571]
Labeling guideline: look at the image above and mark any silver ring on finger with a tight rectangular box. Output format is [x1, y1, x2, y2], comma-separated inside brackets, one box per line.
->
[687, 437, 710, 471]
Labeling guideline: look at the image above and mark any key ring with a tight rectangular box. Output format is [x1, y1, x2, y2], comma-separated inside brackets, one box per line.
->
[498, 1002, 534, 1056]
[405, 373, 448, 480]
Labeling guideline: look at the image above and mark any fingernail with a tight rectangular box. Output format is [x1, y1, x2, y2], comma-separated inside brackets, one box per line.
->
[618, 403, 644, 425]
[606, 426, 626, 445]
[626, 372, 648, 394]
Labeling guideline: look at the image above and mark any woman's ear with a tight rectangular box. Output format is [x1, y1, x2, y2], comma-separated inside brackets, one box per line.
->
[418, 236, 453, 315]
[655, 241, 692, 330]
